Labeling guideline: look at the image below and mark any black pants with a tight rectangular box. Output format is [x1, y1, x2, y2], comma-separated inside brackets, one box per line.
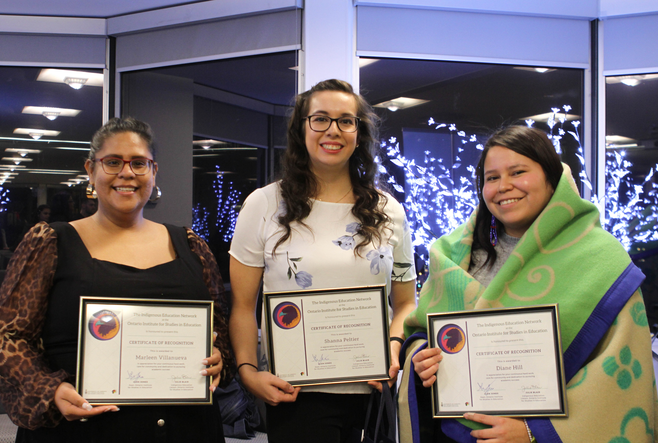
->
[16, 404, 224, 443]
[266, 392, 369, 443]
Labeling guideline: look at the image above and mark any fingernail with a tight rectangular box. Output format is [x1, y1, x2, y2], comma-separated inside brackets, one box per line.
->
[113, 407, 120, 412]
[213, 331, 218, 337]
[201, 359, 208, 365]
[210, 386, 216, 392]
[200, 369, 208, 376]
[82, 403, 93, 411]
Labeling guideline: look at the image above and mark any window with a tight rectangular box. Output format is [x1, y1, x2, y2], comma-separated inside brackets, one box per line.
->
[360, 58, 584, 262]
[121, 52, 297, 278]
[606, 73, 658, 324]
[0, 66, 103, 249]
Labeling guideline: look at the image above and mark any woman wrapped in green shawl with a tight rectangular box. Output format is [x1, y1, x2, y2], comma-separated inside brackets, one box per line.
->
[399, 126, 657, 443]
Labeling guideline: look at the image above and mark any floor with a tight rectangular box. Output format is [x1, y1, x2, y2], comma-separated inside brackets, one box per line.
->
[0, 415, 268, 442]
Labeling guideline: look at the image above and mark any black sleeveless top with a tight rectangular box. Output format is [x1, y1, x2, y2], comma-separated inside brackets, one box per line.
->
[42, 222, 211, 376]
[17, 222, 224, 443]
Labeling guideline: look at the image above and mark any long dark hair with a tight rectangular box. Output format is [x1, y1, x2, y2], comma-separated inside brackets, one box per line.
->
[275, 79, 388, 255]
[472, 126, 563, 267]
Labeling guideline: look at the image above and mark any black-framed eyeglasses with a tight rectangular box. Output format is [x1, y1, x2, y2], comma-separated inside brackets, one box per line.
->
[303, 115, 360, 133]
[94, 157, 155, 175]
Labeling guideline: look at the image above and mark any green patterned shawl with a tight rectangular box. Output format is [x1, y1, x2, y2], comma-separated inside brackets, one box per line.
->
[399, 166, 657, 442]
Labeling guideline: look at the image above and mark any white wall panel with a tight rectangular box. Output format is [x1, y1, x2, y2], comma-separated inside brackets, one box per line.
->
[355, 0, 599, 19]
[0, 34, 106, 66]
[115, 10, 301, 71]
[357, 7, 590, 67]
[603, 14, 658, 74]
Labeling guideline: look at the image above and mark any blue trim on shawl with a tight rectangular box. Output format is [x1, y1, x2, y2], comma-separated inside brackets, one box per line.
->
[563, 262, 645, 381]
[443, 419, 476, 442]
[440, 262, 645, 443]
[401, 332, 427, 443]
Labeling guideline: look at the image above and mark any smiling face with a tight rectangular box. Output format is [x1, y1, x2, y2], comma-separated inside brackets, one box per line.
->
[304, 90, 359, 176]
[482, 145, 554, 238]
[85, 131, 157, 221]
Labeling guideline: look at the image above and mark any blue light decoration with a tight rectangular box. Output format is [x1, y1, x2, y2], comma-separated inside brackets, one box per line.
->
[191, 165, 242, 243]
[380, 106, 658, 268]
[0, 188, 9, 211]
[191, 203, 210, 241]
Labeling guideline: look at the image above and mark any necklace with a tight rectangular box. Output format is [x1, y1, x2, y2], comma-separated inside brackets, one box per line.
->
[318, 187, 353, 203]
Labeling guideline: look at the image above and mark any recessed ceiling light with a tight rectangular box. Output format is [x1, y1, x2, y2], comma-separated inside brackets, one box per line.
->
[5, 148, 42, 156]
[606, 135, 642, 149]
[193, 140, 226, 149]
[36, 69, 103, 88]
[14, 128, 61, 139]
[513, 67, 556, 74]
[373, 97, 429, 112]
[22, 106, 81, 120]
[606, 73, 658, 86]
[620, 78, 640, 87]
[26, 169, 80, 175]
[523, 112, 580, 123]
[64, 77, 87, 89]
[2, 157, 33, 164]
[359, 59, 379, 68]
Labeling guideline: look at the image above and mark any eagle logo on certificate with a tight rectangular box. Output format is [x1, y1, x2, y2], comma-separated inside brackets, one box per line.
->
[88, 309, 121, 341]
[437, 324, 465, 354]
[272, 302, 301, 329]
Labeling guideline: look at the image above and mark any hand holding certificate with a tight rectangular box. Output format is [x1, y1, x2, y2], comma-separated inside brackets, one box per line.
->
[427, 304, 567, 418]
[264, 285, 391, 387]
[77, 297, 214, 405]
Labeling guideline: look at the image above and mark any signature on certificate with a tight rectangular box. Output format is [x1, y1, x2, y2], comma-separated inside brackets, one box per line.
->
[476, 382, 495, 394]
[171, 374, 193, 380]
[522, 384, 542, 392]
[352, 353, 371, 360]
[127, 371, 143, 381]
[312, 354, 330, 363]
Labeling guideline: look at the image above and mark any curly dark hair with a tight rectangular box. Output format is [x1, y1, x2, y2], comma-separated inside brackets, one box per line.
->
[275, 79, 389, 256]
[472, 126, 563, 268]
[89, 117, 155, 161]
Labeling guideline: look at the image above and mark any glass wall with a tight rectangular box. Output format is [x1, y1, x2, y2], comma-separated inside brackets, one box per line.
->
[360, 58, 584, 268]
[121, 52, 297, 278]
[0, 66, 103, 250]
[606, 73, 658, 325]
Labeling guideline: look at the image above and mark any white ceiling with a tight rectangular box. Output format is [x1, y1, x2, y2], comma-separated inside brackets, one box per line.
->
[0, 0, 203, 18]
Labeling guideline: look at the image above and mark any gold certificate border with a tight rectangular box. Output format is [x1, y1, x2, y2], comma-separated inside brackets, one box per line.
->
[76, 296, 214, 406]
[264, 285, 391, 387]
[427, 304, 568, 418]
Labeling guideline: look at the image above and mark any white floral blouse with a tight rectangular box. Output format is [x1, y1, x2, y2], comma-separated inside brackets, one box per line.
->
[229, 182, 416, 394]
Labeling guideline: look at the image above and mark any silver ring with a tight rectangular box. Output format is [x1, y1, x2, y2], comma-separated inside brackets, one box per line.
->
[80, 418, 88, 422]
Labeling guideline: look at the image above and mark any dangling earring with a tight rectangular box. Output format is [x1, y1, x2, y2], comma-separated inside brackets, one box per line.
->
[489, 214, 498, 247]
[149, 186, 162, 203]
[86, 183, 97, 199]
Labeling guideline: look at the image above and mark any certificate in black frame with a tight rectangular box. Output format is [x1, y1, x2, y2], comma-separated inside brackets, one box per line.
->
[76, 297, 214, 405]
[264, 285, 391, 387]
[427, 304, 568, 418]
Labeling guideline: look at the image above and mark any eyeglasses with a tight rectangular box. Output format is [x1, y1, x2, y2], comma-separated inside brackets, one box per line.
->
[94, 157, 155, 175]
[303, 115, 360, 133]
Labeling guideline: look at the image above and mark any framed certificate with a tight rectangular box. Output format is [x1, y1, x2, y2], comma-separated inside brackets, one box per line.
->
[76, 297, 214, 405]
[428, 304, 568, 418]
[264, 285, 391, 387]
